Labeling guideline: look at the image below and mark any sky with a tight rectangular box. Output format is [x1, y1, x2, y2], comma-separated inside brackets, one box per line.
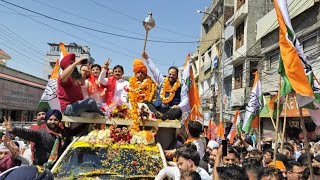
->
[0, 0, 211, 80]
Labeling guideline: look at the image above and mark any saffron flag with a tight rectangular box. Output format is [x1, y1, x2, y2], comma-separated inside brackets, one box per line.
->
[206, 119, 217, 140]
[216, 122, 225, 140]
[274, 0, 320, 125]
[227, 110, 241, 144]
[242, 71, 263, 133]
[37, 43, 67, 111]
[182, 54, 202, 125]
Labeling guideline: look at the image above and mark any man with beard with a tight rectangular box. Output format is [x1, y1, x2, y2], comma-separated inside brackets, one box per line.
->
[142, 52, 189, 120]
[58, 53, 103, 116]
[142, 51, 190, 150]
[2, 110, 81, 168]
[29, 108, 48, 163]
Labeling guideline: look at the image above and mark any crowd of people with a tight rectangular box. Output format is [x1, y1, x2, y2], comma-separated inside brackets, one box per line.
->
[0, 51, 191, 178]
[155, 120, 320, 180]
[1, 51, 319, 180]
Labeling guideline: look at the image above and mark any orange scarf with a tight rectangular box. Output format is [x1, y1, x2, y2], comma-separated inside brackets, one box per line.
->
[105, 76, 117, 105]
[87, 74, 106, 96]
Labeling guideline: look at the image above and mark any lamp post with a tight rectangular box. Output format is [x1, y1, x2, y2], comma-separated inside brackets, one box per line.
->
[196, 10, 225, 125]
[143, 12, 155, 51]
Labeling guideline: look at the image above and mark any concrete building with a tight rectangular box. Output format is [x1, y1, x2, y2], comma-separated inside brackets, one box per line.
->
[228, 0, 266, 111]
[257, 0, 320, 140]
[45, 42, 94, 78]
[197, 0, 234, 125]
[0, 59, 47, 123]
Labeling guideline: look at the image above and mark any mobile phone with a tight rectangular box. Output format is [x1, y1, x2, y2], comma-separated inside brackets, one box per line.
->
[222, 140, 228, 157]
[80, 58, 88, 65]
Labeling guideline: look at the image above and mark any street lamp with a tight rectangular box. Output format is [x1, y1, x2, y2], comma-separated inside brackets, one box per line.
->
[196, 10, 225, 125]
[143, 12, 155, 51]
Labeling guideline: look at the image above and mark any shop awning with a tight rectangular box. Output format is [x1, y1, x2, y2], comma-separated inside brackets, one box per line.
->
[260, 93, 310, 118]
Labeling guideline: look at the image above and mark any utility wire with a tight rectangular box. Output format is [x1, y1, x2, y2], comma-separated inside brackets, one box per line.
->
[0, 3, 173, 67]
[0, 0, 200, 44]
[88, 0, 199, 39]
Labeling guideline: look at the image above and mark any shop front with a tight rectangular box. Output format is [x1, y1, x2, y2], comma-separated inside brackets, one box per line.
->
[0, 78, 45, 122]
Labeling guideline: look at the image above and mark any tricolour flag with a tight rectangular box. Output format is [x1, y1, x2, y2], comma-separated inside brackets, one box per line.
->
[37, 43, 67, 111]
[242, 71, 263, 133]
[274, 0, 320, 125]
[182, 54, 202, 125]
[227, 110, 241, 144]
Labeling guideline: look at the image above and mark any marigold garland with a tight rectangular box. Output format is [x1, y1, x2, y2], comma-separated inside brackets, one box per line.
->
[128, 76, 156, 131]
[160, 77, 181, 104]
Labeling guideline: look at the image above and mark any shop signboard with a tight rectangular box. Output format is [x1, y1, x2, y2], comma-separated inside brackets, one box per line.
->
[0, 79, 43, 110]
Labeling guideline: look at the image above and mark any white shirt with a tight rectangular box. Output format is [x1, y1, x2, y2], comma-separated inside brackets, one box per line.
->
[145, 58, 190, 112]
[193, 139, 205, 159]
[155, 166, 180, 180]
[98, 69, 129, 103]
[196, 166, 212, 180]
[155, 166, 211, 180]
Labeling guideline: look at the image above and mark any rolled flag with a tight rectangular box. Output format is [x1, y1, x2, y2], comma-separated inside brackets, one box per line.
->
[227, 110, 241, 144]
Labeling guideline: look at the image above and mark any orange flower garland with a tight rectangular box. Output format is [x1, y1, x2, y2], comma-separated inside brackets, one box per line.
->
[160, 77, 181, 104]
[128, 76, 156, 132]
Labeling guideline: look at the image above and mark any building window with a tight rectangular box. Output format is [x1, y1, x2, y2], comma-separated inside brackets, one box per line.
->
[237, 0, 245, 10]
[249, 61, 259, 87]
[234, 63, 243, 89]
[269, 52, 279, 69]
[225, 38, 233, 58]
[236, 22, 245, 49]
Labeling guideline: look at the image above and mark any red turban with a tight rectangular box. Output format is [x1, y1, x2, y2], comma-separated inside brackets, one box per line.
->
[133, 58, 147, 75]
[60, 53, 75, 70]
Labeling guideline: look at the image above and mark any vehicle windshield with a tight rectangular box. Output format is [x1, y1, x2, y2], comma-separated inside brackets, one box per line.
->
[54, 142, 164, 179]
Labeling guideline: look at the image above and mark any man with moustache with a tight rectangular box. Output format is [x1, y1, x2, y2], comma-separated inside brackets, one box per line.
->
[58, 53, 103, 116]
[2, 110, 81, 168]
[142, 51, 190, 150]
[29, 108, 48, 163]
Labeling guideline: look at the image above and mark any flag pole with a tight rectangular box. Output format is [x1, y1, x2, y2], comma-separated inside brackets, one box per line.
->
[257, 114, 261, 151]
[273, 75, 281, 163]
[264, 95, 282, 142]
[280, 94, 288, 153]
[299, 108, 314, 180]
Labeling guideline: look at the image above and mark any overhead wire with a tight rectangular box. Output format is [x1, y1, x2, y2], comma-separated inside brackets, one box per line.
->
[0, 2, 173, 67]
[29, 0, 179, 42]
[88, 0, 199, 39]
[0, 0, 202, 44]
[0, 26, 54, 68]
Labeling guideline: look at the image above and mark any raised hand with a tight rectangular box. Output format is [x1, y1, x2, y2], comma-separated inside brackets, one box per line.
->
[3, 116, 13, 132]
[141, 51, 149, 60]
[102, 58, 112, 70]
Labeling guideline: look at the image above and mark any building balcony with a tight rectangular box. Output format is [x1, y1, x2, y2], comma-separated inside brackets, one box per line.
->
[231, 0, 248, 27]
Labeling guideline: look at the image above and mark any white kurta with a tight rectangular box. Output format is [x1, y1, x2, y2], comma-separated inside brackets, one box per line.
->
[98, 69, 129, 103]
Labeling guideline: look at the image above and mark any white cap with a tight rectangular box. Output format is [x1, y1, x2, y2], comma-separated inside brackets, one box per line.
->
[207, 140, 219, 149]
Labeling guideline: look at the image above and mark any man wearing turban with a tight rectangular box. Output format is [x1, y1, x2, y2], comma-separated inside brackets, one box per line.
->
[128, 58, 156, 104]
[2, 110, 82, 168]
[142, 51, 190, 150]
[58, 53, 103, 116]
[29, 107, 48, 163]
[133, 58, 148, 82]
